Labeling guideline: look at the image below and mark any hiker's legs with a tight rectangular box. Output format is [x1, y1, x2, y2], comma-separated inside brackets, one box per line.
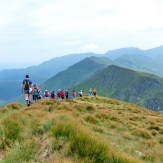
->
[34, 95, 36, 102]
[25, 93, 30, 106]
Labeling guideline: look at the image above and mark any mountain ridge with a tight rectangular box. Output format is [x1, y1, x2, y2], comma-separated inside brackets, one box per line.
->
[71, 65, 163, 111]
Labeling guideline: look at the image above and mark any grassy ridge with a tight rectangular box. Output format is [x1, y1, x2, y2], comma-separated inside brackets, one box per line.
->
[0, 96, 163, 162]
[71, 65, 163, 111]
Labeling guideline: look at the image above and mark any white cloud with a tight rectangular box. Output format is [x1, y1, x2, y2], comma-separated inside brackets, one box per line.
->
[82, 43, 99, 50]
[0, 0, 163, 68]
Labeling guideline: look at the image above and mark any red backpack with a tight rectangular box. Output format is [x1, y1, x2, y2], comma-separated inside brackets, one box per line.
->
[45, 92, 49, 97]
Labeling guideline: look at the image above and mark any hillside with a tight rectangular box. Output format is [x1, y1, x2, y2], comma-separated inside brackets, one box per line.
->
[1, 96, 163, 162]
[0, 53, 99, 104]
[40, 57, 119, 92]
[115, 54, 163, 77]
[71, 65, 163, 111]
[1, 45, 163, 104]
[0, 53, 99, 82]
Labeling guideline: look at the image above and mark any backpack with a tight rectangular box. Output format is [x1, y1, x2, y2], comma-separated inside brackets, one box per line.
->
[37, 90, 41, 97]
[51, 92, 55, 98]
[24, 79, 30, 90]
[60, 91, 64, 98]
[80, 91, 82, 95]
[34, 88, 38, 95]
[72, 91, 76, 96]
[45, 92, 49, 97]
[65, 91, 68, 96]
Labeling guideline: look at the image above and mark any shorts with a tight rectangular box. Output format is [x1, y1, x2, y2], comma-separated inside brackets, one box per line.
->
[24, 90, 30, 94]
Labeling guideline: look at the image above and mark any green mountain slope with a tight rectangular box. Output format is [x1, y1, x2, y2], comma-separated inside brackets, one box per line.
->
[40, 57, 120, 93]
[71, 65, 163, 111]
[115, 54, 163, 77]
[1, 96, 163, 162]
[0, 53, 99, 82]
[0, 81, 22, 101]
[0, 53, 99, 103]
[1, 45, 163, 103]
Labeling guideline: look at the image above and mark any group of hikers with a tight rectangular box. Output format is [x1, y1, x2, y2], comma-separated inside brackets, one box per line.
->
[21, 75, 96, 107]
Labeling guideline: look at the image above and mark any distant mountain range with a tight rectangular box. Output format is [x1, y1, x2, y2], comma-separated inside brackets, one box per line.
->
[40, 57, 120, 92]
[0, 45, 163, 82]
[0, 53, 100, 82]
[72, 65, 163, 111]
[0, 45, 163, 106]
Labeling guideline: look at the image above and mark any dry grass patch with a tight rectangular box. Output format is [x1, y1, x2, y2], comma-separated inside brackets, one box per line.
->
[84, 114, 99, 124]
[122, 131, 134, 140]
[92, 126, 105, 133]
[131, 128, 152, 139]
[158, 136, 163, 144]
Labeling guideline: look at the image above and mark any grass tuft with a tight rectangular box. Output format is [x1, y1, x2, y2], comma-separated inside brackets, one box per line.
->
[2, 140, 38, 163]
[84, 115, 99, 124]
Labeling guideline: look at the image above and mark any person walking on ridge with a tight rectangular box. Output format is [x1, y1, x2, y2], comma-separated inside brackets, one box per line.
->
[65, 90, 69, 100]
[79, 90, 83, 98]
[21, 74, 32, 107]
[44, 90, 49, 100]
[72, 90, 76, 99]
[60, 90, 65, 100]
[93, 89, 97, 98]
[33, 85, 39, 102]
[89, 88, 93, 97]
[50, 90, 56, 100]
[57, 89, 61, 100]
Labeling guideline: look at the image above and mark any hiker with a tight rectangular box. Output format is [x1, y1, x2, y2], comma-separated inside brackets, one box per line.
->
[50, 90, 56, 100]
[93, 89, 97, 97]
[89, 88, 92, 97]
[65, 90, 69, 100]
[37, 88, 42, 99]
[60, 90, 65, 100]
[79, 90, 83, 98]
[33, 85, 39, 102]
[57, 89, 61, 100]
[31, 84, 36, 102]
[21, 74, 32, 107]
[72, 90, 76, 99]
[44, 90, 49, 100]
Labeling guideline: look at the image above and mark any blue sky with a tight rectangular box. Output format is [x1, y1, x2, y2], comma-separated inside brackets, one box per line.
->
[0, 0, 163, 68]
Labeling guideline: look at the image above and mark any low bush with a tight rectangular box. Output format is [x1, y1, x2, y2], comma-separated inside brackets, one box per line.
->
[84, 115, 99, 124]
[2, 140, 38, 163]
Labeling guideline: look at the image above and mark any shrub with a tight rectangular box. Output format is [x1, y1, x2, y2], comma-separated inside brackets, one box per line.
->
[159, 127, 163, 134]
[122, 132, 134, 140]
[45, 101, 54, 105]
[2, 140, 38, 163]
[85, 105, 95, 111]
[148, 125, 159, 131]
[33, 120, 56, 135]
[9, 103, 22, 110]
[159, 137, 163, 144]
[84, 115, 99, 124]
[132, 128, 152, 139]
[151, 130, 158, 136]
[92, 126, 104, 133]
[47, 106, 55, 112]
[1, 119, 22, 143]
